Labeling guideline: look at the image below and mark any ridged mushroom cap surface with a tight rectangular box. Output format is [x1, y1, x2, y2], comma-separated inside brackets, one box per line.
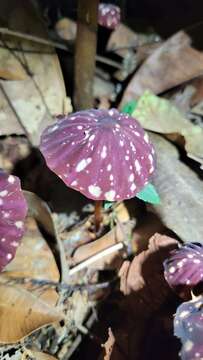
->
[164, 243, 203, 297]
[0, 170, 27, 271]
[40, 109, 155, 201]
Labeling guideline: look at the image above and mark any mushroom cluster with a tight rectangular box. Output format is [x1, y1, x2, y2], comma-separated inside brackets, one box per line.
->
[40, 108, 155, 202]
[164, 243, 203, 298]
[174, 297, 203, 359]
[164, 243, 203, 359]
[0, 170, 27, 271]
[98, 3, 121, 30]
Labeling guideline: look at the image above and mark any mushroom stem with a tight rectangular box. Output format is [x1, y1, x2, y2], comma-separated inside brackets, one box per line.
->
[95, 200, 103, 231]
[74, 0, 99, 110]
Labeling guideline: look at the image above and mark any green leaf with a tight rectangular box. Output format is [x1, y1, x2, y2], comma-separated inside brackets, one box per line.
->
[136, 183, 160, 204]
[121, 100, 138, 115]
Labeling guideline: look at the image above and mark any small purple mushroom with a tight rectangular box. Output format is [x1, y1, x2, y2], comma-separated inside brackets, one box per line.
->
[164, 243, 203, 298]
[174, 296, 203, 359]
[98, 3, 121, 30]
[0, 170, 27, 271]
[40, 109, 155, 201]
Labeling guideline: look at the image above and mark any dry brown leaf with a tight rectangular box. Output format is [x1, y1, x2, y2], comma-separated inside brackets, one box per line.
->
[107, 24, 155, 58]
[0, 282, 62, 344]
[150, 133, 203, 243]
[0, 0, 66, 144]
[3, 216, 59, 306]
[120, 31, 203, 107]
[119, 233, 178, 310]
[24, 191, 55, 236]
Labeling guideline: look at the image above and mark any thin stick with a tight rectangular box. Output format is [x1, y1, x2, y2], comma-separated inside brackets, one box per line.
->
[74, 0, 99, 109]
[0, 28, 122, 69]
[69, 242, 124, 276]
[0, 27, 70, 51]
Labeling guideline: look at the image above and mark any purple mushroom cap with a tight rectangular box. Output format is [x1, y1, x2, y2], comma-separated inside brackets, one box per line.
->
[164, 243, 203, 297]
[98, 3, 121, 30]
[0, 170, 27, 271]
[174, 296, 203, 359]
[40, 109, 155, 201]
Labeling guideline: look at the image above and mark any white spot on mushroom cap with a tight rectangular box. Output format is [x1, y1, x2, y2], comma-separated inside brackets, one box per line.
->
[130, 183, 136, 192]
[129, 173, 134, 182]
[105, 190, 116, 201]
[8, 175, 15, 184]
[88, 185, 102, 198]
[89, 134, 95, 142]
[0, 199, 3, 206]
[107, 164, 112, 171]
[71, 180, 78, 186]
[101, 146, 107, 159]
[169, 266, 176, 274]
[179, 310, 190, 318]
[135, 160, 141, 173]
[184, 340, 193, 352]
[6, 253, 12, 260]
[148, 154, 154, 164]
[193, 259, 201, 264]
[0, 190, 8, 197]
[144, 133, 149, 143]
[76, 158, 92, 172]
[119, 140, 124, 147]
[15, 221, 23, 229]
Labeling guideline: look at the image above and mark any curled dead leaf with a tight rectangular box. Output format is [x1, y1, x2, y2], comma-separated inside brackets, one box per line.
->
[119, 233, 178, 310]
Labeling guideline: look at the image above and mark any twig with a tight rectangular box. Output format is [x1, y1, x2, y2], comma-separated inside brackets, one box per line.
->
[2, 276, 111, 292]
[0, 27, 70, 51]
[69, 242, 124, 276]
[52, 214, 70, 284]
[0, 28, 122, 69]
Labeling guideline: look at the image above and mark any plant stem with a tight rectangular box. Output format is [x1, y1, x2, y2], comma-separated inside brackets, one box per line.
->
[95, 200, 103, 231]
[74, 0, 99, 110]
